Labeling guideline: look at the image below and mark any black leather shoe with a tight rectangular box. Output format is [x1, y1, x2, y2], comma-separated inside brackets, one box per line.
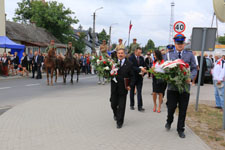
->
[138, 108, 145, 112]
[178, 132, 186, 138]
[165, 123, 171, 131]
[113, 116, 117, 121]
[117, 124, 122, 129]
[130, 106, 135, 110]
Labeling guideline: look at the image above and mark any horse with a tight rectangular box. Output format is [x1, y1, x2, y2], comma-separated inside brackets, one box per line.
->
[63, 48, 76, 84]
[44, 47, 57, 85]
[74, 56, 80, 82]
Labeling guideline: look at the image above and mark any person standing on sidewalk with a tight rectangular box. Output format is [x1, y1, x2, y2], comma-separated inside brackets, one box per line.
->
[28, 49, 33, 72]
[129, 47, 147, 112]
[212, 53, 225, 110]
[152, 50, 165, 113]
[165, 34, 197, 138]
[145, 52, 152, 79]
[2, 52, 9, 76]
[110, 48, 134, 129]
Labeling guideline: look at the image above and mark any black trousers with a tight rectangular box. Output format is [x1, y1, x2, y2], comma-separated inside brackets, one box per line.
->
[130, 79, 143, 108]
[32, 64, 37, 78]
[111, 93, 127, 126]
[166, 90, 190, 132]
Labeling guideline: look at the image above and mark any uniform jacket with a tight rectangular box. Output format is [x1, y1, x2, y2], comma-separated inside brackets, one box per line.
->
[111, 59, 135, 95]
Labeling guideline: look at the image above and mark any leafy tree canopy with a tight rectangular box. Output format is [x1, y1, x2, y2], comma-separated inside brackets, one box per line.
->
[98, 29, 109, 44]
[218, 34, 225, 45]
[13, 0, 79, 43]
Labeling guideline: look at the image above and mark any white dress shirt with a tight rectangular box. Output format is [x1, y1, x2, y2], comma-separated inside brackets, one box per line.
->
[212, 59, 225, 81]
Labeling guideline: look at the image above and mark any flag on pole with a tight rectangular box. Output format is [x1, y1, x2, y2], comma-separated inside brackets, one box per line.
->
[129, 21, 133, 33]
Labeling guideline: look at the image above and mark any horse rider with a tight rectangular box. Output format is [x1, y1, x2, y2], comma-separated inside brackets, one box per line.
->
[115, 39, 125, 52]
[100, 40, 108, 57]
[128, 38, 139, 54]
[45, 40, 57, 54]
[66, 42, 75, 58]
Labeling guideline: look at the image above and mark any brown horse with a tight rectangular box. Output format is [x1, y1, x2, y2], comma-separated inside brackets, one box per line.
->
[63, 48, 77, 84]
[44, 48, 57, 85]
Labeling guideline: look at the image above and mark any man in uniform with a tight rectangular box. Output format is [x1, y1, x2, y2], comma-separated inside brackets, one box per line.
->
[45, 40, 56, 53]
[163, 44, 175, 60]
[129, 38, 139, 54]
[115, 39, 125, 51]
[100, 40, 108, 56]
[165, 34, 197, 138]
[66, 42, 75, 58]
[110, 48, 135, 129]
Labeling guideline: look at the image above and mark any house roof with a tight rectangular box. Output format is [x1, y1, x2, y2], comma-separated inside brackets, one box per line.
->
[6, 21, 63, 47]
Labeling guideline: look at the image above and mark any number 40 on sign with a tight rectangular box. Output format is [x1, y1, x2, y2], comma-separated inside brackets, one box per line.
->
[174, 21, 186, 33]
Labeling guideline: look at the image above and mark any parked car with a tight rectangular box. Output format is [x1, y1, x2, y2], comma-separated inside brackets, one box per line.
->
[204, 58, 214, 84]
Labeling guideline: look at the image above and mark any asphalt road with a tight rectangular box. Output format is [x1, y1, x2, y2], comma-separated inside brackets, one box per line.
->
[0, 74, 99, 113]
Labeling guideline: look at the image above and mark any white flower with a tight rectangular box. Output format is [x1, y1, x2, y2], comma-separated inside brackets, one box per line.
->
[97, 60, 100, 65]
[104, 66, 110, 70]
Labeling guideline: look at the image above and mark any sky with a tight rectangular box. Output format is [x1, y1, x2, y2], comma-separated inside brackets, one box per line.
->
[4, 0, 225, 47]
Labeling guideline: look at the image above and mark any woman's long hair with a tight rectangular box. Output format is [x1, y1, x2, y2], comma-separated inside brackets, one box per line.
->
[154, 50, 163, 63]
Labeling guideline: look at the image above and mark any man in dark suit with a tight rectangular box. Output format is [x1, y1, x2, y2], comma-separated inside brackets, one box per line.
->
[196, 52, 207, 86]
[129, 47, 147, 112]
[32, 51, 42, 79]
[110, 48, 135, 129]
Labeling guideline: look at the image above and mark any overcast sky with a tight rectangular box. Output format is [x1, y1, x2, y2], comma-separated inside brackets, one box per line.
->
[5, 0, 225, 47]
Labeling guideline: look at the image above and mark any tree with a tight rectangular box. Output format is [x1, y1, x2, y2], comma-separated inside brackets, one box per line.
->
[13, 0, 79, 43]
[144, 39, 155, 54]
[218, 34, 225, 45]
[98, 29, 109, 43]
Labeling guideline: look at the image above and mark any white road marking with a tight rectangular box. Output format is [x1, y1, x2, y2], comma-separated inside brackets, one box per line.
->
[25, 84, 40, 87]
[0, 87, 12, 90]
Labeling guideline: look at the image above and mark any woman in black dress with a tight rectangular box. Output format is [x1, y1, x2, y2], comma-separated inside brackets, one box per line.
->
[21, 52, 29, 76]
[13, 52, 20, 75]
[152, 50, 166, 113]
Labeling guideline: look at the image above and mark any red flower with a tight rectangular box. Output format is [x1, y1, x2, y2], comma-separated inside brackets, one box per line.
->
[179, 64, 184, 71]
[99, 56, 102, 60]
[183, 72, 187, 75]
[185, 63, 189, 68]
[103, 61, 107, 64]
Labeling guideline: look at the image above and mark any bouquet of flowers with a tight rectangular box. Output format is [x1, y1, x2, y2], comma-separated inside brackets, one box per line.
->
[92, 55, 119, 81]
[149, 59, 191, 93]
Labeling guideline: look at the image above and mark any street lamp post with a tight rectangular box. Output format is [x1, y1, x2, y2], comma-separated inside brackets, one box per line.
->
[108, 23, 118, 51]
[92, 7, 103, 53]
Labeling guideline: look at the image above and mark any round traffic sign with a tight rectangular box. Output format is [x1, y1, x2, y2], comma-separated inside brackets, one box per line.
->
[173, 21, 186, 33]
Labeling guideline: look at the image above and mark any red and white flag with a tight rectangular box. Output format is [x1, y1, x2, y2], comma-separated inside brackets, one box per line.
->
[129, 20, 133, 33]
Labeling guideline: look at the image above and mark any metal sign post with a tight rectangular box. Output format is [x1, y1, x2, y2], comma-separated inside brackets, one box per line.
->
[191, 27, 217, 111]
[195, 28, 207, 111]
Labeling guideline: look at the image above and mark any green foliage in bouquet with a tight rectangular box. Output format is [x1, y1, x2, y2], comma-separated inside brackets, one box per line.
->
[149, 62, 190, 93]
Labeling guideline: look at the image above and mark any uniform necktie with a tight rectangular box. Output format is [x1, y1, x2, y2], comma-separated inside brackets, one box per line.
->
[178, 52, 181, 59]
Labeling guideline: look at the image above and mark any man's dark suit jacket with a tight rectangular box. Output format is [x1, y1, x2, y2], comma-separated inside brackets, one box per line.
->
[111, 59, 135, 96]
[32, 55, 42, 66]
[129, 53, 146, 81]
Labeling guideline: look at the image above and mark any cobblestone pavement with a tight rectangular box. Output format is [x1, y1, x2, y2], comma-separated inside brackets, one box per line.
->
[0, 78, 211, 150]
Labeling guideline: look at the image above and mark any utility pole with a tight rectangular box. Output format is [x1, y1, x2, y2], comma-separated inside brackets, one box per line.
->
[168, 1, 175, 44]
[108, 23, 118, 51]
[92, 7, 103, 54]
[108, 26, 112, 51]
[92, 12, 96, 53]
[0, 0, 6, 36]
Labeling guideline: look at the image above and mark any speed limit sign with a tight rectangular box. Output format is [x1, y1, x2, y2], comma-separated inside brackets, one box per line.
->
[174, 21, 186, 33]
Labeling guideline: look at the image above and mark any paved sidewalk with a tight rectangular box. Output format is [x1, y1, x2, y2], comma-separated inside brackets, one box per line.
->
[0, 78, 211, 150]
